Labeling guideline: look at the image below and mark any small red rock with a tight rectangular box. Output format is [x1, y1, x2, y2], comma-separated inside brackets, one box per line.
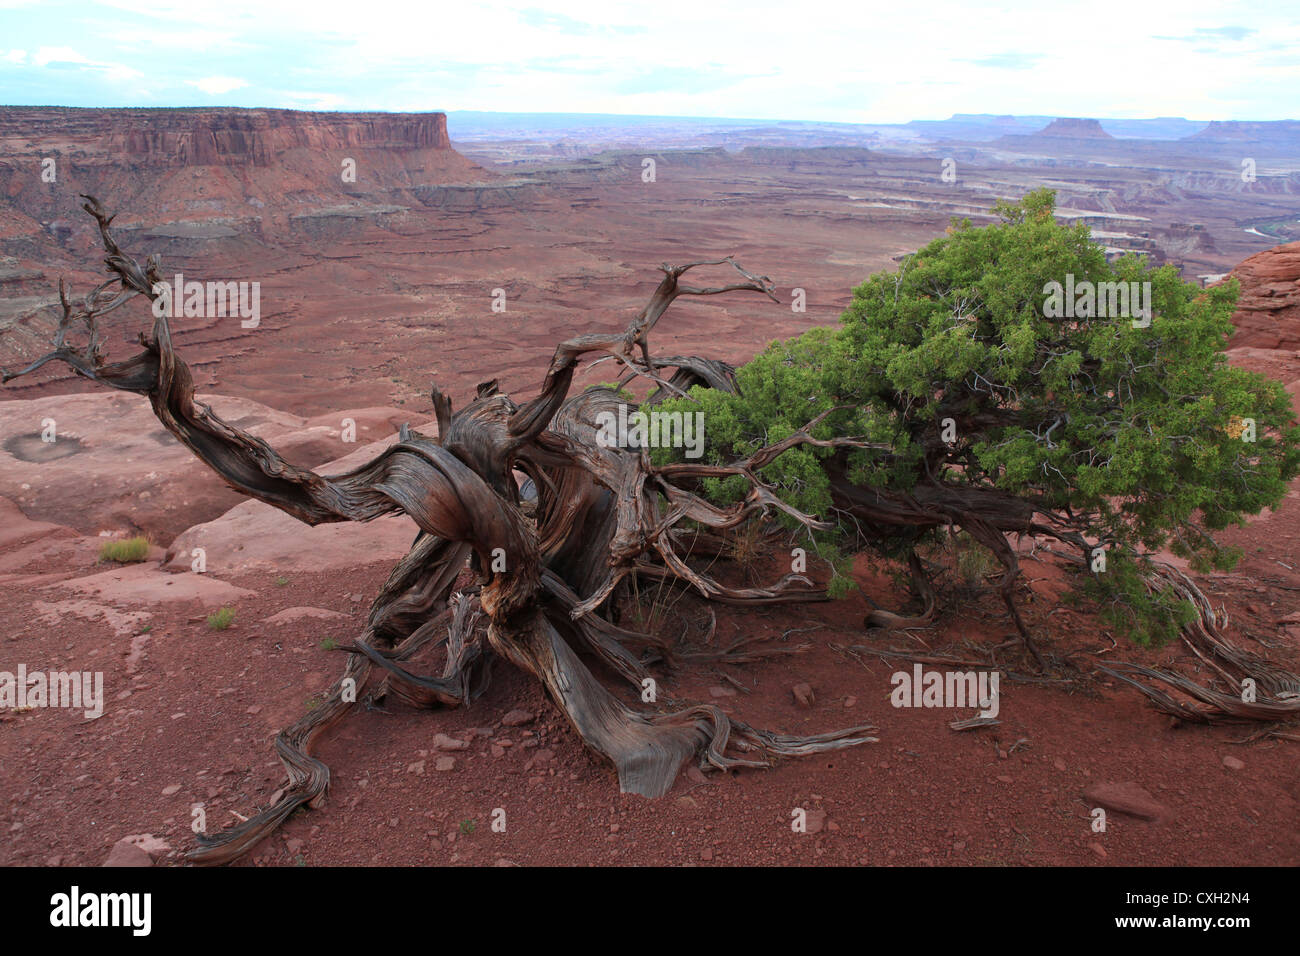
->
[500, 709, 534, 727]
[102, 840, 152, 867]
[1082, 781, 1168, 822]
[792, 683, 815, 707]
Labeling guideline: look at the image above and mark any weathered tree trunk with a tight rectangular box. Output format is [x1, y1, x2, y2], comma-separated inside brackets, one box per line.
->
[3, 198, 878, 864]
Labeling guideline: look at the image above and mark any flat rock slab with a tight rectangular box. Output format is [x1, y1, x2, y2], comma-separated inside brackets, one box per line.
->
[0, 390, 408, 539]
[31, 598, 152, 638]
[0, 494, 74, 549]
[44, 564, 255, 607]
[163, 423, 433, 575]
[264, 606, 351, 625]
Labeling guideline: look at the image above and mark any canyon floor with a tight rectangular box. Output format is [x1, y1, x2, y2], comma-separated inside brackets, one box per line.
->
[1, 123, 1298, 866]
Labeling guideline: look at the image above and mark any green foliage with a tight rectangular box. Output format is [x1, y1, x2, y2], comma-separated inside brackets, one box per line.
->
[207, 606, 235, 630]
[99, 536, 150, 563]
[1078, 549, 1199, 646]
[654, 189, 1300, 642]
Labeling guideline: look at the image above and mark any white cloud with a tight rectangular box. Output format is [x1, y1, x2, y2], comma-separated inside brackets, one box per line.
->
[189, 75, 249, 95]
[26, 44, 142, 82]
[2, 49, 28, 63]
[32, 45, 93, 67]
[11, 0, 1300, 119]
[281, 90, 345, 110]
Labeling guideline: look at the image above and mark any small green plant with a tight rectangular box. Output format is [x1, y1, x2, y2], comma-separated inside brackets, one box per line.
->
[950, 530, 998, 588]
[727, 521, 768, 585]
[207, 606, 235, 630]
[320, 637, 338, 651]
[99, 536, 150, 563]
[459, 818, 476, 835]
[275, 576, 290, 587]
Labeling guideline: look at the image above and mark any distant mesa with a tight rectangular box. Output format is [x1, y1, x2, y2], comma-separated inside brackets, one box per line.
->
[1185, 120, 1300, 145]
[0, 106, 491, 265]
[117, 109, 452, 166]
[1029, 118, 1115, 140]
[989, 117, 1117, 150]
[0, 107, 454, 169]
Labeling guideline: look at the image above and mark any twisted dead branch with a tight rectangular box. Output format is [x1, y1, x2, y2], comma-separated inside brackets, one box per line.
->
[1100, 562, 1300, 723]
[3, 197, 878, 864]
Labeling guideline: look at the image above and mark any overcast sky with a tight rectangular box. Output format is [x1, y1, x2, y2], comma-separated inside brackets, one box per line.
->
[1, 0, 1296, 123]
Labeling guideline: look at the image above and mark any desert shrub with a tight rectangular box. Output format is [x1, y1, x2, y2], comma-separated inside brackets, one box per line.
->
[207, 607, 235, 630]
[654, 189, 1300, 643]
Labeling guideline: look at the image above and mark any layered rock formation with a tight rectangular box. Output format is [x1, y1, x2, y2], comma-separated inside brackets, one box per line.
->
[113, 109, 451, 165]
[0, 390, 411, 538]
[0, 108, 452, 169]
[1222, 241, 1300, 350]
[1187, 120, 1300, 144]
[0, 107, 488, 239]
[1029, 118, 1114, 140]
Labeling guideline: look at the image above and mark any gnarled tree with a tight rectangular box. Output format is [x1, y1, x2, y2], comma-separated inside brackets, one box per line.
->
[2, 197, 878, 864]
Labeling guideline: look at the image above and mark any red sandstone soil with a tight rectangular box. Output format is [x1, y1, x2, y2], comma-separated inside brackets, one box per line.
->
[2, 378, 1298, 867]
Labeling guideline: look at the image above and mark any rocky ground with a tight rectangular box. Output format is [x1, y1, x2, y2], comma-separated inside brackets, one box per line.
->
[0, 340, 1297, 868]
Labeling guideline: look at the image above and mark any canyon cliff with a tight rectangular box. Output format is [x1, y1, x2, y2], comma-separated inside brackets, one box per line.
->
[1224, 241, 1300, 351]
[1, 108, 452, 168]
[0, 107, 488, 242]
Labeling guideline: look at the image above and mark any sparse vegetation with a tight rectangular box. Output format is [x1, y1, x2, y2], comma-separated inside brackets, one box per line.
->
[207, 607, 235, 630]
[949, 530, 999, 588]
[98, 535, 150, 563]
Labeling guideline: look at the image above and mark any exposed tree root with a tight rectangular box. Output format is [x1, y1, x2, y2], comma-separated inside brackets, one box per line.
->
[1101, 562, 1300, 723]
